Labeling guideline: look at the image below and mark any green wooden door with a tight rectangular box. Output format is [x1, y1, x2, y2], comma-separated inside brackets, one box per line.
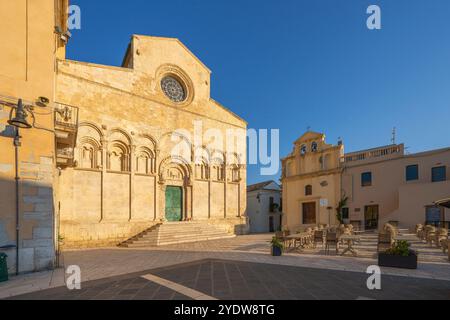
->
[165, 186, 182, 222]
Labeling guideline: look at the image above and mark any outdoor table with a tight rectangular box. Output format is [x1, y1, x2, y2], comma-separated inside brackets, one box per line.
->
[339, 235, 361, 257]
[394, 234, 416, 241]
[285, 232, 311, 253]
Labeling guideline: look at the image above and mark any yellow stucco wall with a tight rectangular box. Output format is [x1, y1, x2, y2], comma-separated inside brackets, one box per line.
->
[0, 0, 68, 273]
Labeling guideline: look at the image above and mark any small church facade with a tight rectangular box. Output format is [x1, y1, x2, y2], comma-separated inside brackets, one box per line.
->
[55, 35, 248, 248]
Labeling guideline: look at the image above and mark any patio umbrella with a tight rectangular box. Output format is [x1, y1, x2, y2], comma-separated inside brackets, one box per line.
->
[435, 198, 450, 209]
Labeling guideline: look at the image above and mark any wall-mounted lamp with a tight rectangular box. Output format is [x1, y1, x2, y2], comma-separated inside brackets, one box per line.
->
[7, 98, 32, 275]
[8, 99, 32, 129]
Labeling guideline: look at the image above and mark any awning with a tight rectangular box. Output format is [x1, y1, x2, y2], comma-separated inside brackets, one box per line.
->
[435, 198, 450, 209]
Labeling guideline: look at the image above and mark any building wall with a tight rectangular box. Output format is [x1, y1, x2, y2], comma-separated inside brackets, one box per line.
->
[281, 132, 343, 232]
[0, 0, 67, 273]
[56, 36, 248, 248]
[247, 189, 281, 233]
[342, 148, 450, 230]
[282, 131, 450, 232]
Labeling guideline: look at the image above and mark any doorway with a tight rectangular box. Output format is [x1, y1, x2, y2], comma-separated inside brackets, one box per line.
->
[269, 216, 274, 232]
[364, 205, 379, 230]
[165, 186, 183, 222]
[302, 202, 316, 224]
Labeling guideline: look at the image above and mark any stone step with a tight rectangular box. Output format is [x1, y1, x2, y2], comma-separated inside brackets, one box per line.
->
[122, 234, 236, 247]
[119, 221, 235, 247]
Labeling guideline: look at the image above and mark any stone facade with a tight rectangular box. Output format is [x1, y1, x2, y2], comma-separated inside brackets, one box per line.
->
[55, 35, 248, 248]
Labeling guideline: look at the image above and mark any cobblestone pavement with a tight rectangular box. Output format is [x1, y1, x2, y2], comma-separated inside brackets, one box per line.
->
[11, 259, 450, 300]
[1, 234, 449, 299]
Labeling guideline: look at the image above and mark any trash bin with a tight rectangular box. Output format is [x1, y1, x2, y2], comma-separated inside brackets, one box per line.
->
[0, 253, 8, 282]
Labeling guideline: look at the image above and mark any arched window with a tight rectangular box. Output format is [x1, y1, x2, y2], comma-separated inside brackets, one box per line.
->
[196, 161, 209, 180]
[108, 142, 129, 172]
[231, 165, 240, 182]
[136, 149, 155, 175]
[77, 137, 101, 170]
[305, 185, 313, 196]
[311, 142, 318, 152]
[300, 144, 307, 155]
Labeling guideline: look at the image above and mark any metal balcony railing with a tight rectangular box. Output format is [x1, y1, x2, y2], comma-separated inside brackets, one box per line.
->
[54, 103, 79, 130]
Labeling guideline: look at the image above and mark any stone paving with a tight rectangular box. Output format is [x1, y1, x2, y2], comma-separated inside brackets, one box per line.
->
[10, 259, 450, 300]
[1, 233, 449, 299]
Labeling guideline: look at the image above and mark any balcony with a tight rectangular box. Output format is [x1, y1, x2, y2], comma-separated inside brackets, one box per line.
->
[343, 144, 404, 166]
[54, 103, 79, 168]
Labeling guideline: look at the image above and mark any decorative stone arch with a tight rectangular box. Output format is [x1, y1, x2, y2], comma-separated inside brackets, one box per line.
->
[158, 155, 192, 184]
[157, 156, 193, 222]
[136, 134, 158, 174]
[159, 131, 193, 164]
[226, 152, 242, 183]
[75, 122, 104, 169]
[106, 128, 132, 172]
[78, 121, 104, 139]
[194, 146, 211, 180]
[108, 127, 133, 146]
[135, 146, 156, 175]
[211, 150, 226, 182]
[107, 140, 130, 172]
[77, 136, 102, 169]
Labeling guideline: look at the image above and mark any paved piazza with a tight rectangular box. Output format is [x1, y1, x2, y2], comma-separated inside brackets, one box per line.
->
[1, 234, 450, 300]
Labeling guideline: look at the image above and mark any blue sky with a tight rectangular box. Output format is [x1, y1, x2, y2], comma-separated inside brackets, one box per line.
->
[68, 0, 450, 185]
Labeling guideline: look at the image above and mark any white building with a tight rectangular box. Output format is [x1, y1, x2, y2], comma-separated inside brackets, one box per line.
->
[247, 181, 282, 233]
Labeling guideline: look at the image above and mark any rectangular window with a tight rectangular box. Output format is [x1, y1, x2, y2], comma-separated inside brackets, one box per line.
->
[432, 166, 446, 182]
[361, 172, 372, 187]
[406, 165, 419, 181]
[342, 208, 349, 220]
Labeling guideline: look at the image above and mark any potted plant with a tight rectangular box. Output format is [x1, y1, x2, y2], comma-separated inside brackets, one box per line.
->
[270, 237, 284, 256]
[378, 240, 417, 269]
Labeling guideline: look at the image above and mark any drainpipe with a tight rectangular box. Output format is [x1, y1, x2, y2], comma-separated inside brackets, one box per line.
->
[13, 128, 21, 275]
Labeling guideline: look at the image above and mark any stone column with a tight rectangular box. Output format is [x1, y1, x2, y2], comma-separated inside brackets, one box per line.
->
[158, 175, 166, 222]
[129, 144, 136, 221]
[153, 149, 160, 221]
[100, 137, 108, 222]
[224, 165, 227, 219]
[185, 178, 193, 220]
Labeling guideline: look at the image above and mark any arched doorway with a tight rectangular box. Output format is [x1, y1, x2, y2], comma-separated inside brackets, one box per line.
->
[165, 186, 183, 221]
[158, 156, 193, 222]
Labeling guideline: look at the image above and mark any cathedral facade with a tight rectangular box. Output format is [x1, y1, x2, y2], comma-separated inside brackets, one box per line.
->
[55, 35, 248, 248]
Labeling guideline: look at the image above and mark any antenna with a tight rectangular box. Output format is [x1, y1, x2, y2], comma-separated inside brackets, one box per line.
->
[391, 127, 396, 145]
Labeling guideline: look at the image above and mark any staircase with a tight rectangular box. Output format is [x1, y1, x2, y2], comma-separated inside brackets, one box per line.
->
[119, 221, 236, 247]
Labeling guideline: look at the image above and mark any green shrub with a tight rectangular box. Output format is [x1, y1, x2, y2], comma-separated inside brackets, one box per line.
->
[271, 237, 284, 249]
[385, 240, 411, 257]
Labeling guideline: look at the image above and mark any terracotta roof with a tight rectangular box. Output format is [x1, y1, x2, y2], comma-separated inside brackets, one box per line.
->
[247, 180, 279, 193]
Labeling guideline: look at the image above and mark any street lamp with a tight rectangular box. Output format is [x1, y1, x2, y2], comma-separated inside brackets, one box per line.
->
[8, 99, 32, 129]
[8, 99, 32, 275]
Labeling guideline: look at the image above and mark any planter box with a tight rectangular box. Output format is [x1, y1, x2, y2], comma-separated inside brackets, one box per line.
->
[378, 251, 417, 269]
[271, 246, 282, 256]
